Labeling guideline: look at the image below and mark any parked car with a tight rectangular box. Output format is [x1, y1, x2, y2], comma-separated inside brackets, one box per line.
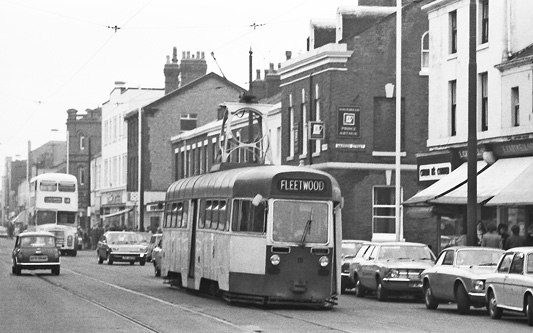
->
[340, 240, 366, 293]
[351, 242, 436, 301]
[146, 233, 162, 262]
[152, 238, 163, 277]
[485, 247, 533, 326]
[348, 242, 377, 292]
[11, 231, 60, 275]
[0, 226, 8, 238]
[96, 231, 149, 265]
[421, 246, 504, 314]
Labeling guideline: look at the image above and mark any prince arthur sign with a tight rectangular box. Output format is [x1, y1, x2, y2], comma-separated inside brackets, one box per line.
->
[337, 106, 360, 137]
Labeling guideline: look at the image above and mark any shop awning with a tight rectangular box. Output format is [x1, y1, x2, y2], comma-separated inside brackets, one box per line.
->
[403, 161, 487, 205]
[102, 208, 133, 219]
[486, 157, 533, 206]
[431, 156, 533, 205]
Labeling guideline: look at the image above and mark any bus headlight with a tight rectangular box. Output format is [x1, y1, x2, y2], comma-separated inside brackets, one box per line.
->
[270, 254, 281, 266]
[319, 256, 329, 267]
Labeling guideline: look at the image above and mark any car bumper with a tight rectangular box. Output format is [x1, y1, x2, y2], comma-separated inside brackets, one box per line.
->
[382, 278, 423, 293]
[468, 291, 487, 304]
[16, 262, 60, 270]
[109, 252, 147, 262]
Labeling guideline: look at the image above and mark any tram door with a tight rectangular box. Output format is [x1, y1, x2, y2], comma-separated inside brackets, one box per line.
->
[187, 199, 198, 281]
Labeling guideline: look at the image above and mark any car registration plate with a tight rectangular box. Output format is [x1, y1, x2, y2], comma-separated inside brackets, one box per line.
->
[30, 255, 48, 262]
[122, 256, 135, 260]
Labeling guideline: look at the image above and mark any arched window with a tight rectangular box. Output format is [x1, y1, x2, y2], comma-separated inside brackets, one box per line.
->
[420, 31, 429, 74]
[79, 135, 86, 150]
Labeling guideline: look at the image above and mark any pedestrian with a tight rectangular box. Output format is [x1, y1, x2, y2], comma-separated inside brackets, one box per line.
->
[481, 223, 502, 248]
[524, 225, 533, 246]
[504, 224, 524, 250]
[498, 223, 509, 249]
[477, 220, 486, 246]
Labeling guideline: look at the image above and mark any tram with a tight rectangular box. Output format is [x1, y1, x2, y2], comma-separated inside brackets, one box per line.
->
[161, 164, 342, 307]
[28, 173, 80, 256]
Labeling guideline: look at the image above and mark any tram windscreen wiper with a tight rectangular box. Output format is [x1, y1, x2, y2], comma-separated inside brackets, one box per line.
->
[300, 209, 313, 246]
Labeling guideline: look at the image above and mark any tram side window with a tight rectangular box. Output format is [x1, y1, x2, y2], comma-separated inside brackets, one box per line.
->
[198, 200, 206, 228]
[211, 200, 220, 230]
[181, 202, 188, 228]
[205, 200, 213, 229]
[232, 199, 266, 233]
[218, 201, 227, 231]
[165, 203, 173, 228]
[176, 202, 183, 227]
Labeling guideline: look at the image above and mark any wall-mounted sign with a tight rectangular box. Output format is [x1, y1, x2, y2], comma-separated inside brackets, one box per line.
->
[337, 106, 360, 137]
[308, 121, 325, 140]
[418, 162, 452, 182]
[335, 143, 366, 150]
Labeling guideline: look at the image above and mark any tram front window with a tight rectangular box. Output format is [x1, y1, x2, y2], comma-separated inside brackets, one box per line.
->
[272, 201, 328, 243]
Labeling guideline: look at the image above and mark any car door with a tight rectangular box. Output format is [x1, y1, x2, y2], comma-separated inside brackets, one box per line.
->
[506, 252, 525, 309]
[434, 249, 455, 300]
[494, 252, 514, 307]
[359, 245, 378, 289]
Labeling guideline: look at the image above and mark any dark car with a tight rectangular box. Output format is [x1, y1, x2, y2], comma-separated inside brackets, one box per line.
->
[486, 247, 533, 326]
[340, 240, 366, 293]
[421, 246, 504, 314]
[96, 231, 149, 265]
[351, 242, 436, 301]
[12, 231, 61, 275]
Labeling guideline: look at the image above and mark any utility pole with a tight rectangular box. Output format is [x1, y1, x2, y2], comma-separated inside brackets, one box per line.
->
[466, 0, 478, 246]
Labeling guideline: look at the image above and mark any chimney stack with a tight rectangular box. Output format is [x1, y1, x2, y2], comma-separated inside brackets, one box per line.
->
[164, 47, 180, 94]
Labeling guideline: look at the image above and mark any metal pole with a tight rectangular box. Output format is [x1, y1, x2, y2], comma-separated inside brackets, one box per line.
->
[467, 0, 478, 246]
[395, 0, 402, 241]
[138, 106, 144, 231]
[66, 130, 70, 174]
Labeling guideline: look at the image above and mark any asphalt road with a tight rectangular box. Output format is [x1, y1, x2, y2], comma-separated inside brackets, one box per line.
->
[0, 237, 531, 333]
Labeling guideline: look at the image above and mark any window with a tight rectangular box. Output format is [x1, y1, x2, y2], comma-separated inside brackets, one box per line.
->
[509, 253, 524, 274]
[314, 84, 321, 155]
[450, 80, 457, 136]
[480, 0, 489, 44]
[181, 113, 197, 131]
[80, 135, 86, 150]
[288, 94, 295, 158]
[373, 186, 401, 234]
[511, 87, 520, 127]
[232, 199, 266, 233]
[443, 250, 455, 265]
[40, 181, 57, 191]
[300, 89, 307, 157]
[480, 72, 488, 131]
[497, 253, 513, 273]
[421, 31, 430, 71]
[205, 200, 213, 229]
[78, 166, 86, 185]
[449, 10, 457, 54]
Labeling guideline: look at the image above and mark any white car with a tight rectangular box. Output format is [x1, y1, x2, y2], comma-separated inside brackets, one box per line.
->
[486, 247, 533, 326]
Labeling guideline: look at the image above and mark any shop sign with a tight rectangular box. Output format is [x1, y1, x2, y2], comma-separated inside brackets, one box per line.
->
[104, 191, 124, 205]
[418, 162, 451, 182]
[335, 143, 366, 150]
[337, 106, 360, 137]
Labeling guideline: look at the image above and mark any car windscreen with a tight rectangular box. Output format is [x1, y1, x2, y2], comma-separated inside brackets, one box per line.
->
[378, 245, 434, 261]
[456, 249, 503, 266]
[342, 242, 362, 258]
[107, 233, 140, 244]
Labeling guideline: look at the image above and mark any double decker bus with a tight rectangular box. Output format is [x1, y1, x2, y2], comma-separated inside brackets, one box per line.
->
[28, 173, 79, 256]
[161, 165, 343, 308]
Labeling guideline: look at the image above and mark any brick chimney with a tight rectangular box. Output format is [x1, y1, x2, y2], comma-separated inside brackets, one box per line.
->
[164, 47, 180, 94]
[265, 63, 280, 98]
[180, 51, 207, 86]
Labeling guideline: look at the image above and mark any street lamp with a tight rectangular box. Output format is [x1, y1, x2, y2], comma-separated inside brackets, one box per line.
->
[395, 0, 402, 242]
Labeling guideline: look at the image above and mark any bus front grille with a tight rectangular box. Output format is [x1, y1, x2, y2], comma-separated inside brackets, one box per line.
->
[53, 231, 65, 245]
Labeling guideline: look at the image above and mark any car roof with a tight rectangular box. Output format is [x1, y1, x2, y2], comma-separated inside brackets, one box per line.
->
[504, 246, 533, 253]
[444, 246, 504, 251]
[105, 231, 136, 234]
[376, 241, 428, 246]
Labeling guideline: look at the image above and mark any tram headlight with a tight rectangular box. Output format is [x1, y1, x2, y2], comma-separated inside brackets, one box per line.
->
[270, 254, 281, 266]
[319, 256, 329, 267]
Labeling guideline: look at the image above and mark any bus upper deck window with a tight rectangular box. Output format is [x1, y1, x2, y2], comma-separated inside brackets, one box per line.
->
[40, 181, 57, 192]
[58, 182, 76, 192]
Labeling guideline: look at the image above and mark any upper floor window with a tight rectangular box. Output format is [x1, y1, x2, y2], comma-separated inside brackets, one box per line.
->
[372, 186, 401, 235]
[78, 166, 86, 185]
[421, 31, 430, 71]
[511, 87, 520, 127]
[314, 84, 321, 155]
[80, 135, 86, 150]
[181, 113, 198, 131]
[300, 89, 308, 157]
[480, 72, 488, 131]
[449, 11, 458, 54]
[450, 80, 457, 136]
[288, 94, 295, 159]
[480, 0, 489, 44]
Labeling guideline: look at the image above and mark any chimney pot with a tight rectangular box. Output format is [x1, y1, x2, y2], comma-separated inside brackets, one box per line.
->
[256, 69, 261, 80]
[285, 51, 292, 60]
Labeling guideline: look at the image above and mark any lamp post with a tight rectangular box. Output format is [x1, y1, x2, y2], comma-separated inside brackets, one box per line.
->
[394, 0, 402, 242]
[138, 105, 144, 232]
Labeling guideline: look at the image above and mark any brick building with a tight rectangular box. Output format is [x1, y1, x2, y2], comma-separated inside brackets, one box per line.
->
[279, 1, 431, 244]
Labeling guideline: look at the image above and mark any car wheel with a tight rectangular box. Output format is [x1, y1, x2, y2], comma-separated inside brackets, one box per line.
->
[456, 284, 471, 314]
[15, 265, 21, 276]
[355, 280, 366, 298]
[527, 294, 533, 326]
[376, 279, 388, 302]
[52, 266, 60, 275]
[424, 284, 439, 310]
[140, 260, 146, 266]
[488, 291, 503, 319]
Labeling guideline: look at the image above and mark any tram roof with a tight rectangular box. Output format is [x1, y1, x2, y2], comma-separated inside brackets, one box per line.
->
[30, 173, 77, 183]
[166, 165, 341, 202]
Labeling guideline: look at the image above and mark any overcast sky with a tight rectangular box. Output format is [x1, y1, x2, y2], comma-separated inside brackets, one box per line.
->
[0, 0, 357, 169]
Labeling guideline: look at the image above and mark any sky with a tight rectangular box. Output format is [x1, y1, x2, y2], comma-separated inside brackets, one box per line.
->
[0, 0, 357, 169]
